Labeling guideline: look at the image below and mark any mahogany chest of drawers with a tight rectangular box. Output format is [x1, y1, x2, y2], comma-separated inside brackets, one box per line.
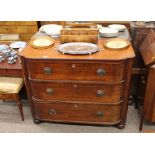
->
[19, 37, 135, 129]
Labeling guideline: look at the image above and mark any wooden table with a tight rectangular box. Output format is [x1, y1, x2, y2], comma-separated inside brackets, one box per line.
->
[0, 57, 22, 77]
[0, 41, 23, 77]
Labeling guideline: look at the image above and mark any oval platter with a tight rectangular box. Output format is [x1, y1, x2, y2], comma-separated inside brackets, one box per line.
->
[58, 42, 99, 55]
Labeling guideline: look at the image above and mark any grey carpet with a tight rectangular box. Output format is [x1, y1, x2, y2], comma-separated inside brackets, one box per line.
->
[0, 100, 155, 133]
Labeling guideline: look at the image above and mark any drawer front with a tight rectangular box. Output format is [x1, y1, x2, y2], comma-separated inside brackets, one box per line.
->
[0, 69, 23, 77]
[34, 101, 121, 124]
[27, 61, 125, 82]
[31, 81, 124, 103]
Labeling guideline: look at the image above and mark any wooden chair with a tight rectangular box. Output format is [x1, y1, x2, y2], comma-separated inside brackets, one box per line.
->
[0, 77, 24, 121]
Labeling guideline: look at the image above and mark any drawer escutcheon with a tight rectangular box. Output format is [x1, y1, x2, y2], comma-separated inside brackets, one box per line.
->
[96, 90, 105, 97]
[72, 64, 76, 68]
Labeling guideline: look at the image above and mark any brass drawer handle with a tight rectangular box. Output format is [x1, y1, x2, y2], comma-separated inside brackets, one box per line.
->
[96, 68, 106, 76]
[96, 90, 105, 97]
[96, 111, 104, 117]
[48, 109, 56, 115]
[46, 88, 54, 95]
[43, 67, 52, 75]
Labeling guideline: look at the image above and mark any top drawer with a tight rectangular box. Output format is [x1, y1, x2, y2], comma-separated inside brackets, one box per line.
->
[27, 60, 126, 82]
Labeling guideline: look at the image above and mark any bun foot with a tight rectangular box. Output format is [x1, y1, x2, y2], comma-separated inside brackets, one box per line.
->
[116, 123, 125, 129]
[33, 118, 42, 124]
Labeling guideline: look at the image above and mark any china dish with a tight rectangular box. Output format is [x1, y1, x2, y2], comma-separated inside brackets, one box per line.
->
[104, 38, 130, 50]
[135, 21, 145, 26]
[97, 24, 103, 30]
[9, 41, 27, 49]
[58, 42, 98, 55]
[108, 24, 126, 32]
[30, 36, 55, 49]
[0, 44, 18, 64]
[99, 27, 118, 38]
[39, 24, 62, 37]
[0, 45, 9, 51]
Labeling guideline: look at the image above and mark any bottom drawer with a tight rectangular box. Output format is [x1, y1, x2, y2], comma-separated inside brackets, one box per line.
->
[34, 101, 121, 124]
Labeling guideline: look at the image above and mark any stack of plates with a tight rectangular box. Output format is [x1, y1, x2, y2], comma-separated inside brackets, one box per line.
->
[108, 24, 126, 32]
[39, 24, 62, 38]
[99, 27, 118, 38]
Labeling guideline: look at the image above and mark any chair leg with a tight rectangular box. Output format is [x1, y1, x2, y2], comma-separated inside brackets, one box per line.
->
[139, 114, 144, 131]
[15, 95, 24, 121]
[139, 107, 144, 132]
[17, 100, 24, 121]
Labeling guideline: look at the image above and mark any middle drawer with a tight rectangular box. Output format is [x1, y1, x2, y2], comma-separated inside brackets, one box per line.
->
[30, 81, 124, 103]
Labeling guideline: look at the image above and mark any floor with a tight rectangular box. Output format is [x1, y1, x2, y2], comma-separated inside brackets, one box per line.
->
[0, 100, 155, 133]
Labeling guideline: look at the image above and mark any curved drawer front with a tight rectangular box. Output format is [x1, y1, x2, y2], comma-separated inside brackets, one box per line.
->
[27, 60, 125, 82]
[30, 81, 124, 103]
[34, 101, 121, 124]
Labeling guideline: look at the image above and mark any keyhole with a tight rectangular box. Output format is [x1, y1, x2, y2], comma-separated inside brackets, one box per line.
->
[73, 84, 77, 88]
[72, 64, 76, 68]
[74, 104, 78, 108]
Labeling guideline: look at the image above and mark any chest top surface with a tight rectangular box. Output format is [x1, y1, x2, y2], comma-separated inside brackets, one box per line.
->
[19, 35, 135, 61]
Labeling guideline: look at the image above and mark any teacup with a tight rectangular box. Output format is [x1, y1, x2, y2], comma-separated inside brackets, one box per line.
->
[3, 50, 11, 58]
[10, 51, 17, 57]
[0, 55, 5, 62]
[8, 57, 16, 64]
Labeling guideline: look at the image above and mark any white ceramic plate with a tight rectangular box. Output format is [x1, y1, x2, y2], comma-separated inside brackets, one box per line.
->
[39, 24, 62, 37]
[0, 45, 9, 50]
[9, 41, 27, 49]
[108, 24, 126, 32]
[99, 27, 118, 37]
[30, 36, 55, 49]
[58, 42, 98, 55]
[97, 24, 103, 30]
[104, 38, 130, 50]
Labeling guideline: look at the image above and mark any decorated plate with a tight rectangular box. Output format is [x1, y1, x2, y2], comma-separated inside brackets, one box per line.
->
[108, 24, 126, 32]
[39, 24, 62, 37]
[9, 41, 27, 49]
[58, 42, 98, 55]
[0, 44, 9, 51]
[104, 38, 130, 50]
[30, 36, 55, 49]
